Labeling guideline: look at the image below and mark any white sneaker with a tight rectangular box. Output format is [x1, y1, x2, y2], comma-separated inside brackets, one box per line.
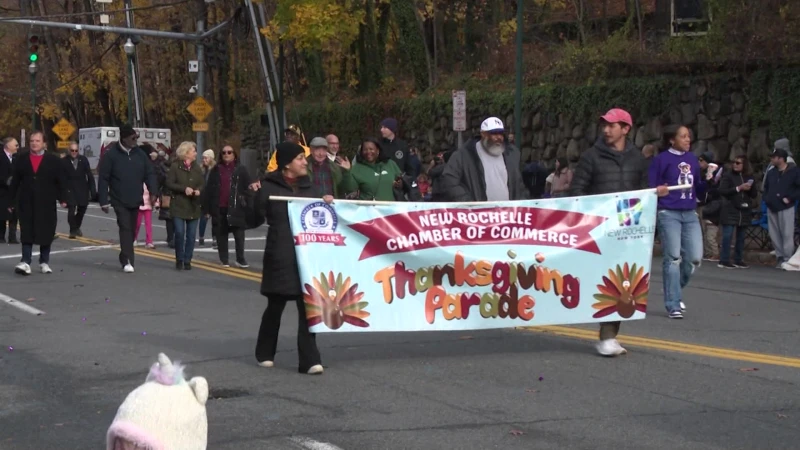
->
[781, 262, 800, 271]
[307, 364, 324, 375]
[596, 339, 627, 357]
[14, 262, 31, 275]
[680, 302, 686, 312]
[133, 240, 139, 246]
[123, 263, 135, 273]
[40, 263, 52, 274]
[258, 360, 274, 368]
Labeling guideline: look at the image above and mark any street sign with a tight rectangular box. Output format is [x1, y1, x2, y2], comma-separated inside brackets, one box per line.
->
[52, 118, 76, 141]
[188, 60, 199, 73]
[57, 141, 70, 149]
[192, 122, 209, 132]
[452, 90, 467, 132]
[187, 96, 213, 122]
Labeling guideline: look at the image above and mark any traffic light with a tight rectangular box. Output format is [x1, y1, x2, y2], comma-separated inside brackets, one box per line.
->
[27, 32, 40, 63]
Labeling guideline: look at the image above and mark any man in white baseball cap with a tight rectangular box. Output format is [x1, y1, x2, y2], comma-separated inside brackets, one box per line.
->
[441, 116, 526, 201]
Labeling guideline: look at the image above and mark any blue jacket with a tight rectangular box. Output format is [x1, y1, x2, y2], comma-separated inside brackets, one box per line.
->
[764, 165, 800, 212]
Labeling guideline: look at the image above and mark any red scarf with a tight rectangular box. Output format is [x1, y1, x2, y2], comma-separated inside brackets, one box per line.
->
[283, 175, 299, 192]
[30, 152, 44, 173]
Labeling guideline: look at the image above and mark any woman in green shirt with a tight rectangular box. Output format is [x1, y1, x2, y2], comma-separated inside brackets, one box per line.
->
[348, 138, 403, 201]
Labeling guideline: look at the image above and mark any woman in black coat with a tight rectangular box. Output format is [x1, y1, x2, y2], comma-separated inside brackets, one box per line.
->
[62, 144, 97, 238]
[717, 156, 757, 269]
[8, 135, 71, 275]
[251, 142, 329, 375]
[204, 145, 252, 267]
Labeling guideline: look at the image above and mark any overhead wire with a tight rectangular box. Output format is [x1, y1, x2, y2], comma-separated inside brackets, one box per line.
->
[0, 0, 190, 23]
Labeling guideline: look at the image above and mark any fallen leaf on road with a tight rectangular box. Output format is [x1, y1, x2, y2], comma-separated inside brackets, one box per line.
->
[777, 413, 788, 419]
[739, 368, 759, 372]
[26, 298, 35, 302]
[509, 430, 524, 436]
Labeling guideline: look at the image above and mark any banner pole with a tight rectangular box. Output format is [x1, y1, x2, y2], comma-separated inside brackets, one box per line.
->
[268, 185, 689, 205]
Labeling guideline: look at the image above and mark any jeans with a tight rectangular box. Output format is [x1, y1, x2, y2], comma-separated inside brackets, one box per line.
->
[657, 209, 703, 313]
[173, 218, 199, 263]
[114, 206, 139, 266]
[198, 214, 218, 242]
[67, 205, 87, 232]
[720, 225, 745, 264]
[217, 208, 245, 264]
[22, 243, 50, 264]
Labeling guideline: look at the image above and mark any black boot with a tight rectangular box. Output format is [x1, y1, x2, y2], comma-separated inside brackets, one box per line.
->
[175, 260, 184, 270]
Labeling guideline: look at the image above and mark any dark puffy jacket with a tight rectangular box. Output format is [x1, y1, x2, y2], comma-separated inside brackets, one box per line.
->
[97, 143, 157, 209]
[441, 137, 527, 202]
[256, 171, 316, 298]
[718, 170, 757, 227]
[764, 165, 800, 213]
[570, 139, 648, 196]
[204, 163, 253, 228]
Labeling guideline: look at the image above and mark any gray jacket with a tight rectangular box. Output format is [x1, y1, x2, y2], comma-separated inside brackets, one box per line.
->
[441, 137, 527, 202]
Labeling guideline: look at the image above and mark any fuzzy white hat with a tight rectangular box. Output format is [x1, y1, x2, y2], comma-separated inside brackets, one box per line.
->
[202, 149, 215, 159]
[106, 353, 209, 450]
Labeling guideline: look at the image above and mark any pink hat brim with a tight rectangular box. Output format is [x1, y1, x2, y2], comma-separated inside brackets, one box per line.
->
[107, 421, 166, 450]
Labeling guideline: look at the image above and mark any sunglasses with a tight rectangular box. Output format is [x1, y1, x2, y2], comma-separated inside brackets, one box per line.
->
[734, 161, 744, 165]
[221, 150, 234, 155]
[69, 149, 79, 153]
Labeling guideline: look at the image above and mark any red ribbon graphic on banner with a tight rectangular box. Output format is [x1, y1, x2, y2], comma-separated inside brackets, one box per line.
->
[349, 207, 607, 261]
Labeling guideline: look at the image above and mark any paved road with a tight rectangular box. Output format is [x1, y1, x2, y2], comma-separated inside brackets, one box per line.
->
[1, 206, 799, 449]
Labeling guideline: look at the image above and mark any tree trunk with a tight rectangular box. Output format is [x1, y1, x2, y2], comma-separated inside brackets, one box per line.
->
[391, 0, 430, 92]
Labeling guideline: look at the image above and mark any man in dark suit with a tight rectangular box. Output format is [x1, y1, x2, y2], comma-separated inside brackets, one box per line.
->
[63, 141, 97, 239]
[0, 137, 19, 243]
[8, 131, 70, 275]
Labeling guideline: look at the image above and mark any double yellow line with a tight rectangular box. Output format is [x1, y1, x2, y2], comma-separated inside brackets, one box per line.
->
[58, 232, 800, 369]
[521, 325, 800, 368]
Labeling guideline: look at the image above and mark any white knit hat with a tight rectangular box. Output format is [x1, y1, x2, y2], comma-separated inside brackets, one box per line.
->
[106, 353, 209, 450]
[202, 149, 215, 159]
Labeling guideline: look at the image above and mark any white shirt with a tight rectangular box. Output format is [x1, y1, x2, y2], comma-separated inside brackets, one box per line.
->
[4, 150, 11, 162]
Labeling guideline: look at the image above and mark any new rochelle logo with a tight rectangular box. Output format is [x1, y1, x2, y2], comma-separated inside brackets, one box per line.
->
[607, 197, 655, 240]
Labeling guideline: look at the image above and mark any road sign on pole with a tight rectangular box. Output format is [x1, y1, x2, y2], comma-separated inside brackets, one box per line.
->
[192, 122, 209, 132]
[52, 118, 76, 141]
[452, 90, 467, 132]
[57, 141, 70, 149]
[187, 96, 213, 122]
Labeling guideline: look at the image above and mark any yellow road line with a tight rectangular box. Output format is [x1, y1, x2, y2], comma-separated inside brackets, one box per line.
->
[522, 325, 800, 368]
[56, 233, 800, 369]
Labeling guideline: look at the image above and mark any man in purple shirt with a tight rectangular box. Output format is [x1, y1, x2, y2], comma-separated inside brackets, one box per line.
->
[648, 125, 703, 319]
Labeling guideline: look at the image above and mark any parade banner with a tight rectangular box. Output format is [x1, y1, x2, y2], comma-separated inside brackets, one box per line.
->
[285, 190, 658, 333]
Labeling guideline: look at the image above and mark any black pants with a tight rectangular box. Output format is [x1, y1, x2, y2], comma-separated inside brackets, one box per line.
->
[67, 204, 87, 232]
[114, 206, 139, 266]
[0, 211, 17, 241]
[217, 208, 245, 264]
[165, 217, 175, 244]
[255, 295, 321, 372]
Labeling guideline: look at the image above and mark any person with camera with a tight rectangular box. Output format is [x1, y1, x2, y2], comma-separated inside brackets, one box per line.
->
[716, 156, 756, 269]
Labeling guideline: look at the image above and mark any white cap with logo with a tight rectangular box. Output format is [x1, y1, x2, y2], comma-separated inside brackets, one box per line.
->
[480, 117, 505, 133]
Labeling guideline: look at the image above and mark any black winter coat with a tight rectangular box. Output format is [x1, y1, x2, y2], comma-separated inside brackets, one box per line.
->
[764, 165, 800, 213]
[204, 162, 253, 228]
[63, 155, 97, 206]
[97, 143, 157, 209]
[718, 170, 757, 227]
[441, 137, 527, 202]
[570, 139, 649, 196]
[0, 152, 15, 221]
[257, 171, 315, 298]
[8, 152, 71, 246]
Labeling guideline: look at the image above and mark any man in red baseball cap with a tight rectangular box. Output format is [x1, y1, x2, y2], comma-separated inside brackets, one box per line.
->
[570, 108, 667, 356]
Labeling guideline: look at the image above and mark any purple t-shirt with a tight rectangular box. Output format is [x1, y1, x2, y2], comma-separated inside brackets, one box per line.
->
[648, 149, 701, 210]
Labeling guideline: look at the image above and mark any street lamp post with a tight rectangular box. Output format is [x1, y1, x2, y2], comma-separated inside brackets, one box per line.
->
[123, 39, 135, 126]
[28, 62, 37, 130]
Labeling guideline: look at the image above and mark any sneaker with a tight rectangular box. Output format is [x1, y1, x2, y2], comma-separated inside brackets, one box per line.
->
[781, 262, 800, 271]
[168, 240, 175, 249]
[258, 361, 274, 368]
[596, 339, 627, 357]
[235, 260, 250, 269]
[703, 256, 719, 262]
[14, 262, 31, 275]
[145, 243, 155, 249]
[123, 263, 135, 273]
[175, 261, 184, 270]
[220, 261, 231, 268]
[669, 310, 684, 319]
[133, 240, 139, 246]
[733, 261, 749, 269]
[76, 228, 83, 237]
[68, 232, 77, 239]
[718, 262, 737, 269]
[680, 302, 686, 312]
[212, 242, 218, 250]
[307, 364, 324, 375]
[40, 263, 52, 274]
[198, 239, 205, 247]
[184, 262, 192, 271]
[770, 250, 777, 256]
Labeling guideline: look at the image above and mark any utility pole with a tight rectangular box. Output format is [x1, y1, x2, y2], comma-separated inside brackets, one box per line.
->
[29, 63, 37, 130]
[195, 18, 206, 151]
[123, 0, 144, 126]
[514, 0, 523, 149]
